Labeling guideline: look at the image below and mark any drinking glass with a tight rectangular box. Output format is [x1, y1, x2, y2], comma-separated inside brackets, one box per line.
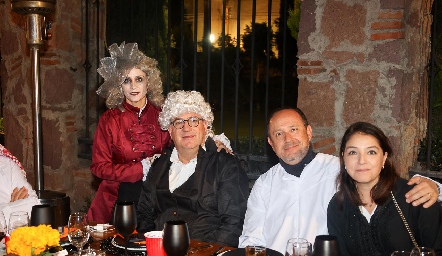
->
[163, 220, 190, 256]
[68, 212, 90, 255]
[113, 201, 137, 256]
[391, 251, 412, 256]
[410, 247, 436, 256]
[286, 238, 312, 256]
[8, 211, 29, 234]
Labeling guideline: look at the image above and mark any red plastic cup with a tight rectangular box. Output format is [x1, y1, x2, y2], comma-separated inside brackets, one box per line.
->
[145, 231, 167, 256]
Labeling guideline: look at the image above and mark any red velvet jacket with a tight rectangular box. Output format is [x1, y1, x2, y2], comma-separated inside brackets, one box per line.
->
[88, 100, 170, 223]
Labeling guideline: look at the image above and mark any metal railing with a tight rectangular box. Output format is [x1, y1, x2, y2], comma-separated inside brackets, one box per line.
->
[77, 0, 441, 177]
[418, 0, 442, 175]
[78, 0, 299, 178]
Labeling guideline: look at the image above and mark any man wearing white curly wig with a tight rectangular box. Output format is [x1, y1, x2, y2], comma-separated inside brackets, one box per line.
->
[137, 90, 249, 247]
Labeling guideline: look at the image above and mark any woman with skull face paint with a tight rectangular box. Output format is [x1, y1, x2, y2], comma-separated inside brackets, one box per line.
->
[87, 42, 170, 224]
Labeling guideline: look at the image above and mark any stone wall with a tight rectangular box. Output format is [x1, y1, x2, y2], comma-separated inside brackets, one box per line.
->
[0, 1, 94, 212]
[298, 0, 433, 177]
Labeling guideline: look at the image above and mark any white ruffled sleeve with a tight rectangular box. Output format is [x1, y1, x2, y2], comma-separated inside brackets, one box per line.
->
[213, 133, 232, 152]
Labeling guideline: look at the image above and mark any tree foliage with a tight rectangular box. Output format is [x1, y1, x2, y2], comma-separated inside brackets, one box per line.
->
[419, 7, 442, 171]
[287, 0, 302, 40]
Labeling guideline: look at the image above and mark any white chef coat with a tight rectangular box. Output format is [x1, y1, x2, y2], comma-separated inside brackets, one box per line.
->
[238, 153, 340, 254]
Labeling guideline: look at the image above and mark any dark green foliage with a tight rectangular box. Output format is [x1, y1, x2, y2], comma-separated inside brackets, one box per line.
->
[236, 136, 267, 155]
[418, 138, 442, 172]
[418, 9, 442, 172]
[287, 0, 301, 40]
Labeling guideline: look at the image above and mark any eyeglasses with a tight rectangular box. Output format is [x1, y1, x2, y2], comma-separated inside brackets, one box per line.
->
[171, 117, 204, 129]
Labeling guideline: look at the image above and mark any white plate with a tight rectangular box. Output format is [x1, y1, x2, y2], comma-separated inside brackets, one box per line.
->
[111, 236, 146, 252]
[90, 224, 113, 232]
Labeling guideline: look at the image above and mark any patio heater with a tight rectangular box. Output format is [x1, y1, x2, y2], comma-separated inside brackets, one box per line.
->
[11, 0, 70, 229]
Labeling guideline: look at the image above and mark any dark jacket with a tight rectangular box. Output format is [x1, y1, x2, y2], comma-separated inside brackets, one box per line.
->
[88, 101, 170, 223]
[327, 178, 442, 256]
[137, 138, 249, 247]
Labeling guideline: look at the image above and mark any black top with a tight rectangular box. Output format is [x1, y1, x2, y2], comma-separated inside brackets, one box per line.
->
[327, 178, 442, 256]
[279, 146, 317, 177]
[117, 180, 143, 205]
[136, 138, 250, 247]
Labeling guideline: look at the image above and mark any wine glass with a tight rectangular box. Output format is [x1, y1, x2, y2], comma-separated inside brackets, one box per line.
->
[68, 212, 90, 255]
[410, 247, 436, 256]
[8, 211, 29, 234]
[163, 220, 190, 256]
[286, 238, 312, 256]
[113, 201, 137, 256]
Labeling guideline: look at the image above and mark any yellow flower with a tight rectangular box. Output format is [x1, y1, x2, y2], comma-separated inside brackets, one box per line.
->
[7, 225, 60, 256]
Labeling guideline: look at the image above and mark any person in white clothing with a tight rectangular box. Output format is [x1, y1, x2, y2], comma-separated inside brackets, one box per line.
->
[238, 108, 442, 254]
[0, 144, 39, 223]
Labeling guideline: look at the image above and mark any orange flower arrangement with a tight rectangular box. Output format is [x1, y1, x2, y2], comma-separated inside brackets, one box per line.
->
[6, 225, 63, 256]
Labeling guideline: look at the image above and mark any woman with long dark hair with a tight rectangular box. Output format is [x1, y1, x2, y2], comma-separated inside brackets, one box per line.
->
[327, 122, 442, 255]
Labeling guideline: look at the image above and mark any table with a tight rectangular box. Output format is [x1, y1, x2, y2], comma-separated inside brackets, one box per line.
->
[86, 228, 234, 256]
[221, 248, 283, 256]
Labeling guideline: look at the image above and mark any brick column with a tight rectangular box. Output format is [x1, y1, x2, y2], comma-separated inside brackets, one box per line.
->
[296, 0, 434, 176]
